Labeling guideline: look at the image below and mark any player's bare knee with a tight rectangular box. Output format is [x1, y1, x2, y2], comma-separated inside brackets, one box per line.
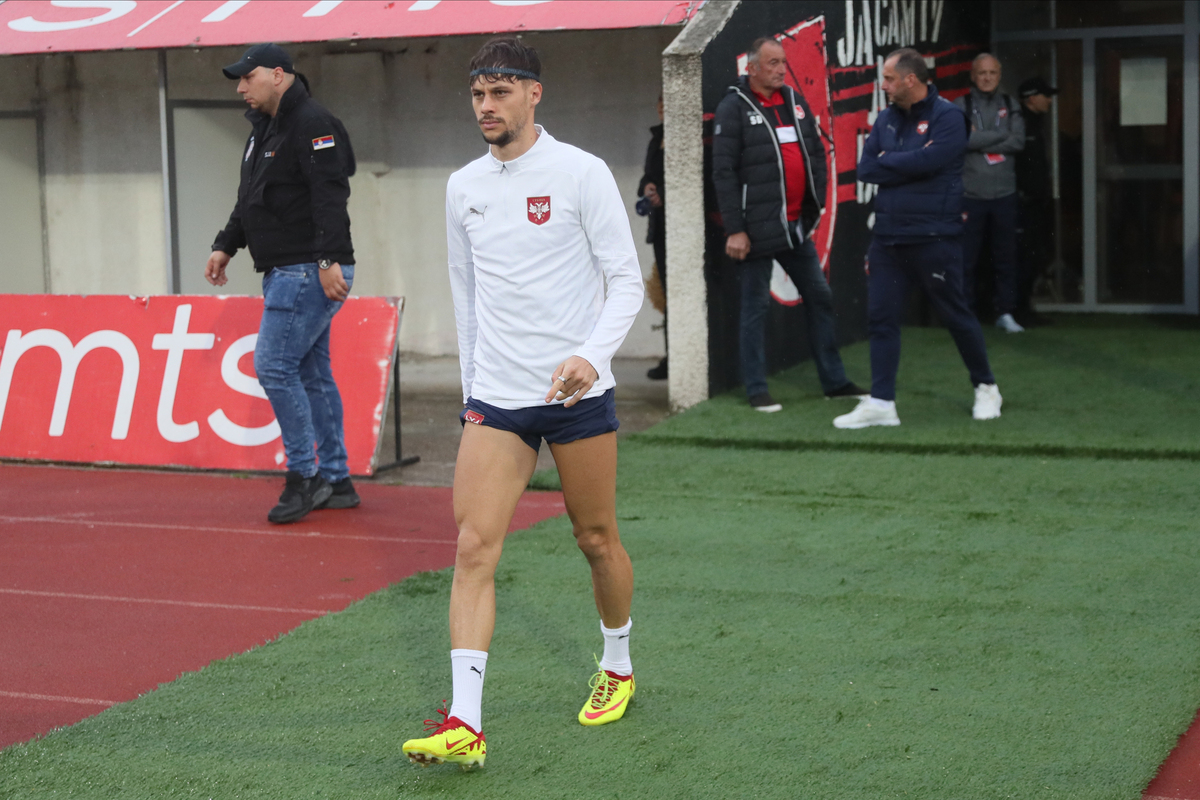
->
[455, 526, 502, 571]
[573, 523, 618, 560]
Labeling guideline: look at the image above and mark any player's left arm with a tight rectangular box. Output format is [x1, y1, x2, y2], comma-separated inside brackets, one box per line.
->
[298, 114, 356, 300]
[547, 159, 644, 408]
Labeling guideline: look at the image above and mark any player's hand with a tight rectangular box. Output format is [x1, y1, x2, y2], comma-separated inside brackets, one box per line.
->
[319, 262, 350, 301]
[545, 356, 598, 408]
[205, 250, 231, 286]
[725, 232, 751, 261]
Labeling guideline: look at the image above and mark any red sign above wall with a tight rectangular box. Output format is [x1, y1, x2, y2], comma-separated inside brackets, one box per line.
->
[0, 1, 697, 56]
[0, 294, 399, 475]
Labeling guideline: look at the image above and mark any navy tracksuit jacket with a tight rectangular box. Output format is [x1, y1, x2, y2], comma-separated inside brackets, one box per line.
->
[856, 83, 994, 400]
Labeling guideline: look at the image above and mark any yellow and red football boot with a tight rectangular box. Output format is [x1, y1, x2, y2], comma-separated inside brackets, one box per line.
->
[402, 707, 486, 769]
[578, 669, 635, 726]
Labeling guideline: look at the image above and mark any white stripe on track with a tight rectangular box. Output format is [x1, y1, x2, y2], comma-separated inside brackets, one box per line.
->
[0, 690, 117, 707]
[0, 588, 327, 616]
[0, 515, 458, 545]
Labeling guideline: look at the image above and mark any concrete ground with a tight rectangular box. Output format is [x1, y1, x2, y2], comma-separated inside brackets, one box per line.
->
[369, 356, 671, 487]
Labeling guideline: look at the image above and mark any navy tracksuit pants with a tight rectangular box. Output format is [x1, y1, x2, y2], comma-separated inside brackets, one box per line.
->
[962, 194, 1019, 315]
[867, 238, 995, 401]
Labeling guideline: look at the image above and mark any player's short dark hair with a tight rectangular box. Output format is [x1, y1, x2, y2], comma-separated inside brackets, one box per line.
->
[887, 47, 929, 82]
[468, 36, 542, 85]
[747, 37, 779, 64]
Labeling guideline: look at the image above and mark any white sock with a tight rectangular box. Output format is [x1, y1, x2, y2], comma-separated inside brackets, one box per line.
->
[597, 618, 633, 676]
[867, 396, 896, 410]
[448, 649, 487, 732]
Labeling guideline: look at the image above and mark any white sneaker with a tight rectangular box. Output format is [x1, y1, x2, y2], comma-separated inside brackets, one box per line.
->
[972, 384, 1002, 420]
[995, 313, 1025, 333]
[833, 398, 901, 429]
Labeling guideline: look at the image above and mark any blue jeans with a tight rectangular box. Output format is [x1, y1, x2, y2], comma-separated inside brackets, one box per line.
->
[255, 262, 354, 481]
[739, 237, 849, 397]
[867, 239, 994, 401]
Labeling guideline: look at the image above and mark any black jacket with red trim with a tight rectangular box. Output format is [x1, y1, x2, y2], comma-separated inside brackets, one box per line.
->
[213, 78, 356, 272]
[712, 77, 827, 259]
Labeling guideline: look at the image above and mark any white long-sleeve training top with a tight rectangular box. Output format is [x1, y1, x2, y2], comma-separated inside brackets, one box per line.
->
[446, 126, 645, 409]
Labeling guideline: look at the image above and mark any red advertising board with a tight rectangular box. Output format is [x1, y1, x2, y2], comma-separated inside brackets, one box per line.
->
[0, 294, 399, 475]
[0, 1, 697, 56]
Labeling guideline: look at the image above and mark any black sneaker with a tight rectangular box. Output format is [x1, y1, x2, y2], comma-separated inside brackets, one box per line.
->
[825, 381, 870, 399]
[646, 358, 668, 380]
[267, 471, 333, 524]
[749, 392, 782, 413]
[316, 477, 361, 510]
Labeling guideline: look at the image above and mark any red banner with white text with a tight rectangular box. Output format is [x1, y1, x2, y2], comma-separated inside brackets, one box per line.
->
[0, 1, 697, 56]
[0, 294, 399, 475]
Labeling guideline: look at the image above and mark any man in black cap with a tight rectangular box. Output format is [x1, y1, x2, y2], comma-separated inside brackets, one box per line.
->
[205, 43, 361, 523]
[1014, 76, 1059, 326]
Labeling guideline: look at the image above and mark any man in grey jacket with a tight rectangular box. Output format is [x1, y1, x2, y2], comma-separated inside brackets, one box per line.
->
[955, 53, 1026, 333]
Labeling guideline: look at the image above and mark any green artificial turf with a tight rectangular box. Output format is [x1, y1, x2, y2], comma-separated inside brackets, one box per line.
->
[639, 316, 1200, 461]
[3, 319, 1199, 799]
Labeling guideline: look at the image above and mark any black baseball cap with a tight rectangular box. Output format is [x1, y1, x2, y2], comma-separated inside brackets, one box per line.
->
[223, 43, 294, 79]
[1018, 76, 1059, 98]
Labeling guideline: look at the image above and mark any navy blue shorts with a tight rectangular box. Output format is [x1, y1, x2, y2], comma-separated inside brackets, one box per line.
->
[460, 389, 619, 452]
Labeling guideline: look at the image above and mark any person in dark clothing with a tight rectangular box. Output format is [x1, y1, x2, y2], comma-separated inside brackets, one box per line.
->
[638, 96, 667, 380]
[955, 53, 1026, 333]
[206, 43, 361, 524]
[834, 48, 1002, 429]
[1014, 76, 1058, 326]
[712, 37, 865, 413]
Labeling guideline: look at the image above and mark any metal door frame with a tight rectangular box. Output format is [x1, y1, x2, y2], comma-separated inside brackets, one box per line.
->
[165, 98, 247, 296]
[0, 110, 50, 293]
[993, 4, 1200, 314]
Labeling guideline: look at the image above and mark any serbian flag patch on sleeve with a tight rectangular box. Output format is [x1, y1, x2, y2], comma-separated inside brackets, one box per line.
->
[312, 135, 335, 150]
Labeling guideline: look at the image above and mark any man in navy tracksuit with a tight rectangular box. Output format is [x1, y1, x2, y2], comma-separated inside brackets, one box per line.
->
[834, 48, 1003, 429]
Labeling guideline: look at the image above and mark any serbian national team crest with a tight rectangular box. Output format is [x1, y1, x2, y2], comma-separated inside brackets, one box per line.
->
[999, 107, 1008, 118]
[917, 121, 929, 134]
[794, 104, 805, 120]
[527, 196, 551, 225]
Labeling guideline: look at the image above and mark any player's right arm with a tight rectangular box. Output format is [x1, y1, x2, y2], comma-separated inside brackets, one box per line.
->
[446, 176, 477, 404]
[208, 136, 250, 285]
[711, 95, 747, 234]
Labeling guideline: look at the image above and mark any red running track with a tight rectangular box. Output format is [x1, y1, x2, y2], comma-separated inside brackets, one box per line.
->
[0, 464, 564, 750]
[1145, 711, 1200, 800]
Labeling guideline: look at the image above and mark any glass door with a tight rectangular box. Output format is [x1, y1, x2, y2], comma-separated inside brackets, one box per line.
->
[1095, 37, 1185, 305]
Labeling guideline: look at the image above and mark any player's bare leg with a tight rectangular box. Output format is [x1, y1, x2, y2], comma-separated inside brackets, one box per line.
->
[551, 431, 636, 725]
[450, 423, 539, 651]
[402, 422, 536, 769]
[549, 432, 631, 627]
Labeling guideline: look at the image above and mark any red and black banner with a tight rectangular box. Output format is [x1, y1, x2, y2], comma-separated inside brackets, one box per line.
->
[700, 1, 986, 394]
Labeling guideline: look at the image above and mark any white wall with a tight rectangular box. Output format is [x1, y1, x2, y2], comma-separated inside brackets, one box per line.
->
[42, 52, 168, 295]
[0, 27, 678, 356]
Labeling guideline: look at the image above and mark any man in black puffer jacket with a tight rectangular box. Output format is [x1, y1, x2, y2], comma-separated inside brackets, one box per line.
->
[713, 38, 864, 413]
